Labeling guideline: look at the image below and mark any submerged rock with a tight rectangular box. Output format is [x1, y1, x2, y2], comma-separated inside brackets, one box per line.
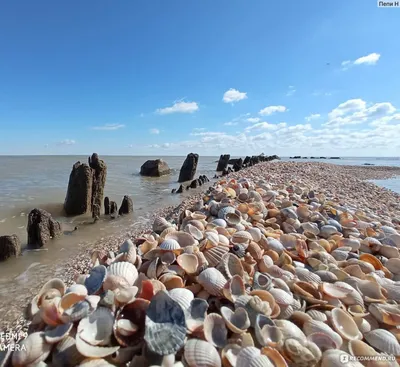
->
[89, 153, 107, 219]
[110, 201, 118, 219]
[216, 154, 230, 172]
[140, 159, 171, 177]
[104, 196, 110, 215]
[27, 208, 62, 247]
[0, 235, 21, 261]
[233, 158, 243, 172]
[119, 195, 133, 215]
[178, 153, 199, 183]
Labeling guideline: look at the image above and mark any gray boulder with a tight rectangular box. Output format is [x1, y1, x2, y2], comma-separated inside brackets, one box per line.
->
[110, 201, 118, 219]
[140, 159, 171, 177]
[119, 196, 133, 215]
[0, 235, 21, 261]
[27, 208, 62, 247]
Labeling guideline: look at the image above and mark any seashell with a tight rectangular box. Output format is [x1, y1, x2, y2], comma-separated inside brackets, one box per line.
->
[166, 231, 197, 248]
[44, 322, 73, 344]
[204, 313, 228, 348]
[223, 275, 246, 302]
[83, 265, 107, 296]
[274, 319, 307, 344]
[331, 250, 349, 262]
[114, 286, 138, 305]
[60, 292, 87, 311]
[220, 306, 250, 334]
[78, 358, 115, 366]
[66, 284, 88, 297]
[283, 338, 322, 366]
[303, 320, 343, 348]
[307, 332, 338, 351]
[203, 245, 229, 267]
[379, 245, 399, 259]
[118, 239, 137, 264]
[184, 339, 221, 367]
[218, 206, 236, 220]
[60, 300, 90, 323]
[368, 303, 400, 326]
[236, 346, 273, 367]
[320, 349, 363, 367]
[186, 298, 209, 333]
[197, 268, 227, 297]
[306, 310, 327, 322]
[38, 278, 66, 301]
[269, 288, 294, 306]
[247, 227, 262, 242]
[231, 244, 246, 259]
[386, 258, 400, 275]
[108, 261, 138, 286]
[153, 216, 173, 234]
[315, 271, 338, 283]
[265, 237, 285, 254]
[76, 331, 120, 358]
[320, 283, 352, 299]
[364, 329, 400, 356]
[253, 272, 273, 291]
[169, 288, 194, 311]
[225, 212, 241, 226]
[255, 322, 283, 348]
[184, 223, 204, 241]
[160, 238, 181, 251]
[12, 332, 52, 366]
[330, 308, 362, 341]
[144, 290, 186, 355]
[295, 268, 322, 284]
[158, 273, 184, 290]
[78, 307, 114, 346]
[177, 253, 199, 275]
[52, 335, 85, 366]
[217, 253, 244, 279]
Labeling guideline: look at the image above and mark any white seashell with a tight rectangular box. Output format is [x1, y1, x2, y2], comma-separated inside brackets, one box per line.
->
[303, 320, 343, 348]
[119, 239, 137, 264]
[12, 332, 52, 366]
[160, 238, 181, 251]
[66, 284, 88, 297]
[108, 261, 138, 286]
[247, 227, 262, 242]
[169, 288, 194, 311]
[220, 306, 250, 334]
[331, 308, 362, 341]
[321, 349, 363, 367]
[78, 359, 115, 366]
[236, 346, 274, 367]
[53, 335, 85, 366]
[269, 288, 294, 306]
[44, 322, 73, 344]
[306, 310, 327, 322]
[197, 268, 227, 297]
[203, 245, 229, 267]
[184, 339, 221, 367]
[204, 313, 228, 348]
[76, 332, 120, 358]
[364, 329, 400, 356]
[78, 307, 114, 346]
[274, 319, 307, 343]
[266, 237, 284, 254]
[217, 253, 244, 279]
[184, 224, 204, 241]
[177, 253, 199, 275]
[386, 258, 400, 275]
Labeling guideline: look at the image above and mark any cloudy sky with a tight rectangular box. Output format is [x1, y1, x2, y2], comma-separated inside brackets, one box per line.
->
[0, 1, 399, 156]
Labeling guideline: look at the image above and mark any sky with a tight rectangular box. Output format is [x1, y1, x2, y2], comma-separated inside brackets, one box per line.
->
[0, 1, 400, 157]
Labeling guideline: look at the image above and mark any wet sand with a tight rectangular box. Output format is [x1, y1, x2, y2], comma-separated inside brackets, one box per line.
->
[1, 161, 400, 336]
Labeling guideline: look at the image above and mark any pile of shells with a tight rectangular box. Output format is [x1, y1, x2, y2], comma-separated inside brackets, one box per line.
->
[8, 177, 400, 366]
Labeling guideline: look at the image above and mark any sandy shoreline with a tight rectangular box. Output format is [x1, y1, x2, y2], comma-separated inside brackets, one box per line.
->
[1, 161, 400, 336]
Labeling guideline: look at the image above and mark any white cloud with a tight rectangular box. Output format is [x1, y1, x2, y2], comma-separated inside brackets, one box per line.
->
[92, 124, 125, 131]
[149, 128, 160, 134]
[245, 122, 287, 131]
[223, 88, 248, 103]
[162, 143, 171, 148]
[286, 86, 296, 97]
[305, 113, 321, 121]
[224, 121, 238, 126]
[324, 98, 397, 127]
[259, 105, 287, 116]
[191, 131, 227, 137]
[58, 139, 76, 145]
[156, 100, 199, 114]
[341, 53, 381, 70]
[193, 127, 206, 132]
[247, 117, 261, 123]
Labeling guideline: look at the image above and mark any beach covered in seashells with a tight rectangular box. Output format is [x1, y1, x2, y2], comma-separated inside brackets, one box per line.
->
[3, 161, 400, 367]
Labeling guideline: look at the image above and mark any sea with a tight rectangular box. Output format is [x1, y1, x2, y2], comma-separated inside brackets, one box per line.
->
[0, 155, 399, 317]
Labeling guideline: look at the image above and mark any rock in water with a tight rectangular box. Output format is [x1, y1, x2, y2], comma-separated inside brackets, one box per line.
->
[64, 162, 93, 215]
[0, 235, 21, 261]
[243, 156, 251, 166]
[104, 197, 110, 215]
[190, 179, 199, 189]
[178, 153, 199, 183]
[27, 208, 62, 247]
[110, 201, 118, 219]
[176, 185, 183, 194]
[119, 196, 133, 215]
[89, 153, 107, 219]
[140, 159, 171, 177]
[216, 154, 230, 172]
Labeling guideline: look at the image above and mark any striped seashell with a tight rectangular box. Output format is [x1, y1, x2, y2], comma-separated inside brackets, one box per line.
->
[236, 346, 272, 367]
[203, 245, 229, 267]
[306, 310, 327, 322]
[153, 216, 173, 234]
[253, 272, 273, 291]
[220, 306, 250, 334]
[169, 288, 194, 311]
[204, 313, 228, 348]
[159, 238, 181, 251]
[331, 250, 349, 262]
[314, 271, 338, 283]
[247, 227, 262, 242]
[295, 268, 322, 284]
[303, 320, 343, 348]
[197, 268, 227, 297]
[184, 339, 221, 367]
[108, 262, 138, 286]
[217, 253, 244, 279]
[364, 329, 400, 356]
[218, 206, 236, 220]
[12, 332, 52, 367]
[269, 288, 294, 306]
[184, 224, 204, 241]
[247, 241, 263, 261]
[386, 258, 400, 275]
[118, 239, 137, 264]
[232, 231, 253, 244]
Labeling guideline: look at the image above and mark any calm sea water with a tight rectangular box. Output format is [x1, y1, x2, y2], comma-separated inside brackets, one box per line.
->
[0, 155, 399, 314]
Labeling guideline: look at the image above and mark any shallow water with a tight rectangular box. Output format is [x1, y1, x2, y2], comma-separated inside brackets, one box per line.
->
[0, 155, 399, 316]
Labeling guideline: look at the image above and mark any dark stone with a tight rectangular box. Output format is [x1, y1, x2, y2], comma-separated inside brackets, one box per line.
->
[140, 159, 171, 177]
[186, 186, 190, 190]
[171, 189, 177, 194]
[203, 175, 210, 182]
[190, 179, 199, 189]
[243, 156, 251, 166]
[89, 153, 107, 220]
[104, 197, 110, 215]
[119, 195, 133, 215]
[64, 162, 93, 215]
[330, 157, 340, 159]
[64, 153, 107, 217]
[233, 158, 243, 172]
[110, 201, 118, 219]
[27, 208, 62, 247]
[176, 185, 183, 194]
[0, 235, 21, 261]
[178, 153, 199, 183]
[216, 155, 230, 171]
